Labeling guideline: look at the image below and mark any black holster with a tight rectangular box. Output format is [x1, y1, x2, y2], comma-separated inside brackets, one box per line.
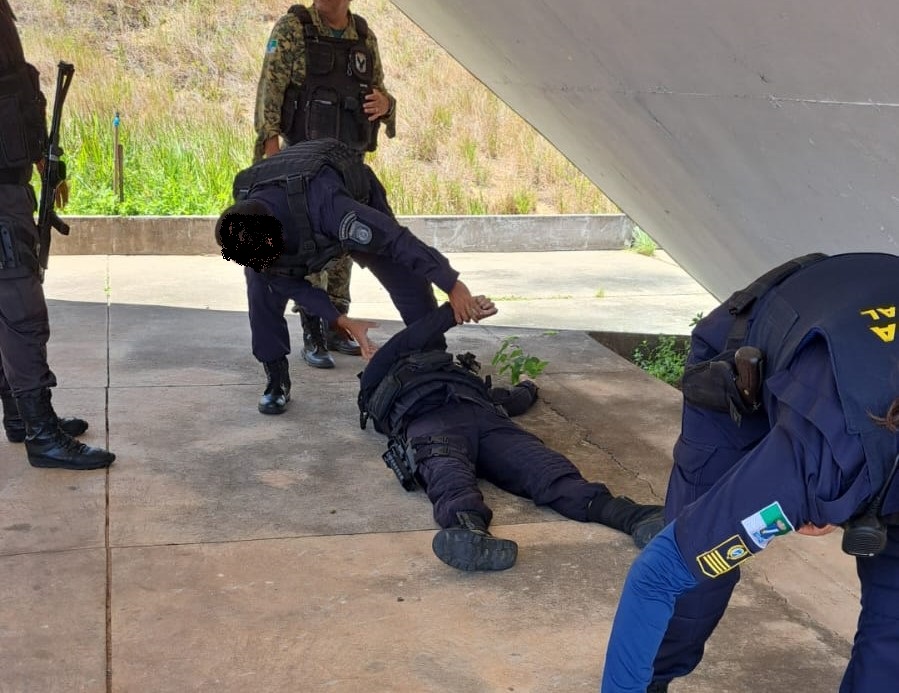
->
[383, 436, 417, 491]
[681, 353, 755, 425]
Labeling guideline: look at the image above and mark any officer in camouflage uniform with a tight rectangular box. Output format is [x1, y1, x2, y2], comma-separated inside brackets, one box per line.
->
[254, 1, 396, 369]
[0, 0, 114, 470]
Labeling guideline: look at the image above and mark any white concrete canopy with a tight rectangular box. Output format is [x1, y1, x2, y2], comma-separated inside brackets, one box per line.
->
[391, 0, 899, 299]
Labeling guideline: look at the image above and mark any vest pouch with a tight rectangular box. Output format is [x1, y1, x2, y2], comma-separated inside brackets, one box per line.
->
[280, 83, 301, 144]
[339, 93, 377, 152]
[0, 65, 45, 169]
[305, 85, 341, 141]
[306, 39, 335, 75]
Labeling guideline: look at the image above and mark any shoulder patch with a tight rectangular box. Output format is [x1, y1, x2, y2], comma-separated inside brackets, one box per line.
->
[266, 38, 278, 54]
[338, 212, 372, 245]
[696, 535, 753, 578]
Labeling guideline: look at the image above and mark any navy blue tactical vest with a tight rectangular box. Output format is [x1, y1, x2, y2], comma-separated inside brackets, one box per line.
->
[359, 350, 490, 436]
[232, 138, 370, 277]
[746, 253, 899, 490]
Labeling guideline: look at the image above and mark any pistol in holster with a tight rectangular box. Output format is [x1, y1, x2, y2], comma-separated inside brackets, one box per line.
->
[681, 346, 764, 425]
[383, 436, 418, 491]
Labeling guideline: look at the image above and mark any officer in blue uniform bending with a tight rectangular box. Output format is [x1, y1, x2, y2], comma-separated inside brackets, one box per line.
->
[357, 299, 665, 571]
[602, 252, 899, 693]
[215, 138, 484, 416]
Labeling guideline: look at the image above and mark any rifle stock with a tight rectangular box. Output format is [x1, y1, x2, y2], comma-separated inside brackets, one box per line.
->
[36, 61, 74, 271]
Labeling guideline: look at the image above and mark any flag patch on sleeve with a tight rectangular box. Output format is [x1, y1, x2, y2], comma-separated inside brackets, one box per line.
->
[741, 501, 795, 550]
[696, 535, 753, 578]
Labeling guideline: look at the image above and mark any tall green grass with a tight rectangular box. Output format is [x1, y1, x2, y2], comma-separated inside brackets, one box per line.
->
[20, 0, 619, 217]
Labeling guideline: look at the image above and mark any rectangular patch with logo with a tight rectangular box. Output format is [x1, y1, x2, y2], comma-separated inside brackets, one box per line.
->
[266, 39, 278, 54]
[696, 535, 753, 578]
[741, 501, 795, 550]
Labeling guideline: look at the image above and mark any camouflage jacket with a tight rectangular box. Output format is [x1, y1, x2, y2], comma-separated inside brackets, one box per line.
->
[253, 4, 396, 161]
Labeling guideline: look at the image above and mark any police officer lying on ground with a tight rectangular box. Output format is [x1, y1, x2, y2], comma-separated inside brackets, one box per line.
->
[0, 0, 114, 470]
[215, 137, 487, 416]
[357, 299, 666, 572]
[602, 252, 899, 693]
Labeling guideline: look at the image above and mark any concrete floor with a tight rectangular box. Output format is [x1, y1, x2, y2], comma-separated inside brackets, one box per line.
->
[0, 251, 859, 692]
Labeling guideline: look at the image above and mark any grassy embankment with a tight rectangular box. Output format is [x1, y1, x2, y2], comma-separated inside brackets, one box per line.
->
[19, 0, 618, 216]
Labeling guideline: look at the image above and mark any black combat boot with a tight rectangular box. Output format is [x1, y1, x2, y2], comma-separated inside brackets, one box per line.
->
[259, 357, 291, 415]
[299, 310, 335, 369]
[432, 511, 518, 572]
[2, 391, 88, 443]
[326, 306, 362, 356]
[16, 389, 115, 470]
[647, 681, 670, 692]
[588, 492, 666, 549]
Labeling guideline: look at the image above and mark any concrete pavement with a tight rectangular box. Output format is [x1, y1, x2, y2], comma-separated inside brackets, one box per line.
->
[0, 250, 859, 692]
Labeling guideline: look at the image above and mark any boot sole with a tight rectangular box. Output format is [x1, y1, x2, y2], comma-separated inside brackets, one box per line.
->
[432, 528, 518, 571]
[29, 454, 115, 470]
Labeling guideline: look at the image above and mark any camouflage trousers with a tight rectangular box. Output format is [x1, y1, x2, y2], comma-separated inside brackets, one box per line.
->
[306, 254, 353, 315]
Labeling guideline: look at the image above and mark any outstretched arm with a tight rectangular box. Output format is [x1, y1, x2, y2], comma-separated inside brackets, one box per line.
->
[360, 298, 496, 391]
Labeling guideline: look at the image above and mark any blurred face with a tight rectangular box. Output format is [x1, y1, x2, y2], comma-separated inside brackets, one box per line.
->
[313, 0, 351, 21]
[219, 214, 283, 272]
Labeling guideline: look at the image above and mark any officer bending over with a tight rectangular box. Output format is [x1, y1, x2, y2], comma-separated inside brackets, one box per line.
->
[357, 300, 666, 572]
[0, 0, 114, 470]
[603, 252, 899, 693]
[215, 138, 487, 416]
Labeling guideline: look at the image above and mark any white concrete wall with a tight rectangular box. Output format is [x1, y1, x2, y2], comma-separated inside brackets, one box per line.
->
[391, 0, 899, 298]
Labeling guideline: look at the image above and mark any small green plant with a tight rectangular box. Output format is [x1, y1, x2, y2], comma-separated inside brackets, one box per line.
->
[492, 336, 548, 385]
[629, 227, 657, 256]
[632, 335, 688, 387]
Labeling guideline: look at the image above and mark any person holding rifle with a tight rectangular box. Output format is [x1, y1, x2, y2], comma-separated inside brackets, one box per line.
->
[0, 0, 114, 470]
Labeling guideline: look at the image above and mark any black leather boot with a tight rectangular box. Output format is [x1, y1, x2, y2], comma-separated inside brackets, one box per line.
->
[16, 389, 115, 470]
[432, 511, 518, 571]
[326, 306, 362, 356]
[259, 357, 291, 415]
[299, 310, 335, 369]
[588, 493, 666, 549]
[2, 391, 88, 443]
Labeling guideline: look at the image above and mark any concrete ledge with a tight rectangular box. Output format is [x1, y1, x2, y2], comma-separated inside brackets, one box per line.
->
[50, 214, 634, 256]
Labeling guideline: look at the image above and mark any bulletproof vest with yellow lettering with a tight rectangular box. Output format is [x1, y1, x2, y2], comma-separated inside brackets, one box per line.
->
[747, 252, 899, 490]
[281, 6, 379, 152]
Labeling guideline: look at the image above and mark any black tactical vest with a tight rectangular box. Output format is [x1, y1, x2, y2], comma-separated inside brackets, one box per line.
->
[746, 253, 899, 491]
[0, 63, 46, 177]
[232, 138, 370, 277]
[281, 5, 379, 152]
[359, 350, 491, 435]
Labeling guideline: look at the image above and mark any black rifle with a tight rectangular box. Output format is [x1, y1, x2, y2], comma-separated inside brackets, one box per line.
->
[36, 61, 75, 272]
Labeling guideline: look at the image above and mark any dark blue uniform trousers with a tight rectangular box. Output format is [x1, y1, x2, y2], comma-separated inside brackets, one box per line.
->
[405, 401, 607, 528]
[653, 302, 770, 682]
[841, 526, 899, 692]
